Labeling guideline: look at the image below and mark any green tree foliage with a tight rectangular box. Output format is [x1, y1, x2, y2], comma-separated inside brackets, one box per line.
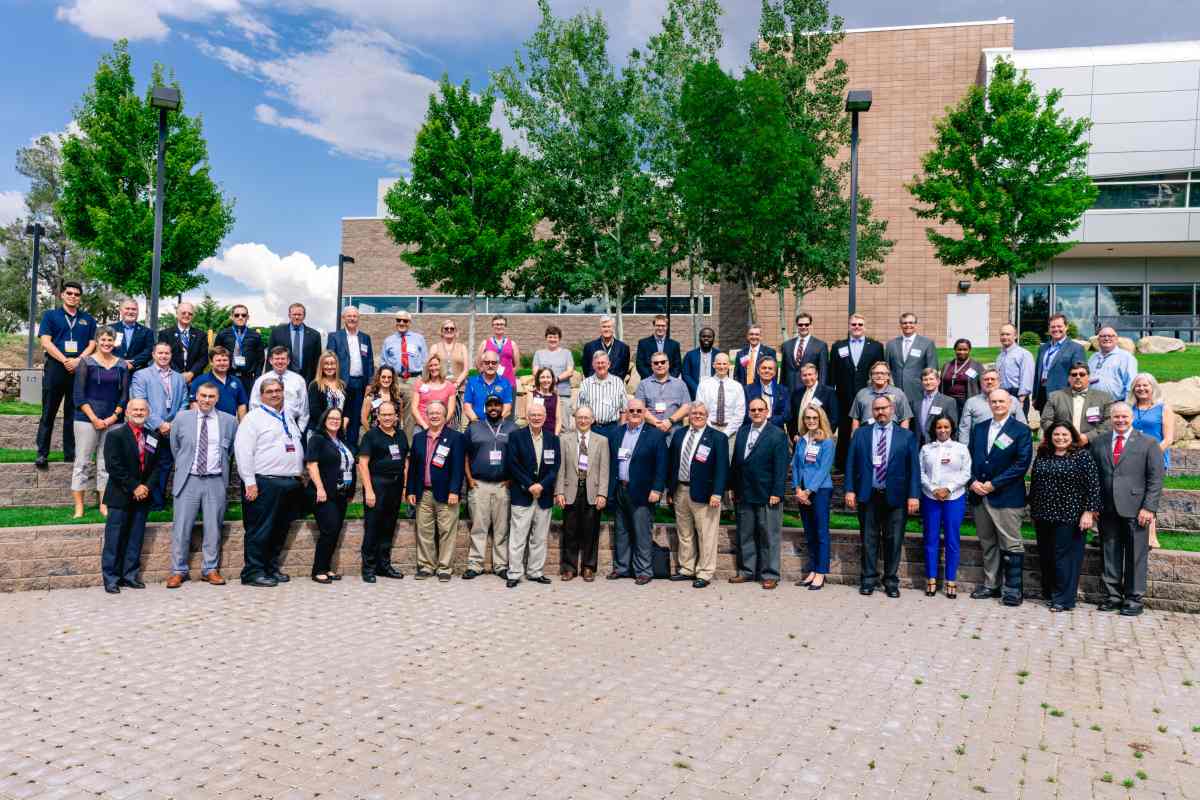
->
[59, 41, 234, 300]
[192, 294, 233, 334]
[494, 0, 661, 338]
[908, 58, 1096, 313]
[384, 76, 538, 356]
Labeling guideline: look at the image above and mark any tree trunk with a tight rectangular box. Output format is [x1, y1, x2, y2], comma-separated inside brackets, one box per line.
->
[468, 290, 478, 366]
[689, 258, 699, 348]
[1009, 274, 1018, 343]
[777, 285, 786, 345]
[614, 285, 625, 341]
[744, 275, 758, 326]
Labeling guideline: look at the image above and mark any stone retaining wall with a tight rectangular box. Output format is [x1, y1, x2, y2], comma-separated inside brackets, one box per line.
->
[1, 519, 1196, 612]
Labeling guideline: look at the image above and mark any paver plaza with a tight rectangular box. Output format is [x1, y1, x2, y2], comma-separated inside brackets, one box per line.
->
[2, 579, 1197, 799]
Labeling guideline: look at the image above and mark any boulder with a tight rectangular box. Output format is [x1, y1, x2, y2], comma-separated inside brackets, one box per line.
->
[1189, 415, 1200, 438]
[1137, 335, 1187, 355]
[1027, 408, 1041, 430]
[1175, 414, 1195, 443]
[1073, 338, 1092, 351]
[1161, 377, 1200, 417]
[1088, 335, 1135, 353]
[517, 374, 534, 393]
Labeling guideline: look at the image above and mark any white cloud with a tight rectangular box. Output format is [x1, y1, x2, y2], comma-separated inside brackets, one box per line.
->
[200, 242, 338, 334]
[0, 191, 26, 228]
[55, 0, 241, 41]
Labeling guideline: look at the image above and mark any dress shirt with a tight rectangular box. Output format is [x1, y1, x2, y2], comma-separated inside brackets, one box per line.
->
[850, 386, 913, 424]
[699, 350, 713, 379]
[986, 416, 1010, 451]
[424, 429, 442, 487]
[793, 336, 809, 362]
[654, 337, 665, 353]
[346, 331, 363, 377]
[919, 439, 971, 501]
[381, 330, 428, 377]
[530, 430, 544, 470]
[178, 326, 194, 351]
[617, 423, 645, 482]
[744, 423, 766, 459]
[1112, 430, 1128, 461]
[919, 392, 941, 431]
[1040, 338, 1066, 383]
[996, 344, 1034, 397]
[1071, 392, 1086, 431]
[249, 369, 309, 433]
[635, 375, 690, 422]
[901, 336, 915, 361]
[696, 376, 745, 436]
[1088, 348, 1137, 400]
[234, 405, 303, 486]
[849, 337, 865, 366]
[755, 381, 778, 416]
[677, 426, 702, 482]
[191, 411, 222, 476]
[578, 375, 628, 424]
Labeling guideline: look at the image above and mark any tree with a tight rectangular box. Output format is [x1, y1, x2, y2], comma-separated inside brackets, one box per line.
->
[752, 0, 892, 342]
[192, 294, 233, 334]
[907, 58, 1095, 315]
[59, 40, 234, 301]
[677, 62, 820, 323]
[494, 0, 662, 338]
[384, 76, 538, 356]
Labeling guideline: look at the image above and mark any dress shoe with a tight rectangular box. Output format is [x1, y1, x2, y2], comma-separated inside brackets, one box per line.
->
[692, 579, 709, 588]
[581, 568, 595, 582]
[506, 578, 519, 589]
[808, 580, 824, 591]
[885, 587, 900, 598]
[1048, 604, 1068, 612]
[530, 576, 552, 585]
[494, 569, 508, 579]
[560, 571, 575, 581]
[104, 584, 120, 594]
[1097, 601, 1121, 612]
[202, 572, 226, 585]
[634, 576, 652, 586]
[35, 456, 49, 470]
[376, 566, 405, 579]
[668, 574, 693, 582]
[1120, 606, 1144, 617]
[727, 575, 749, 584]
[437, 572, 451, 582]
[462, 569, 481, 580]
[414, 570, 434, 580]
[122, 579, 146, 589]
[272, 572, 290, 583]
[970, 586, 1000, 600]
[859, 586, 875, 596]
[761, 579, 778, 590]
[244, 576, 278, 588]
[165, 574, 185, 589]
[606, 571, 628, 580]
[362, 573, 377, 583]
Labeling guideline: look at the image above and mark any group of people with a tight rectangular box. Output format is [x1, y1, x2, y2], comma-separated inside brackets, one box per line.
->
[38, 286, 1165, 615]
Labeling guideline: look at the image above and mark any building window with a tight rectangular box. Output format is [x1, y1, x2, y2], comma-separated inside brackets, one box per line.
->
[559, 298, 608, 315]
[419, 296, 475, 314]
[1054, 285, 1096, 336]
[1092, 171, 1191, 210]
[1150, 284, 1195, 342]
[487, 297, 559, 314]
[1098, 284, 1144, 338]
[348, 294, 713, 316]
[348, 296, 418, 314]
[1018, 284, 1049, 339]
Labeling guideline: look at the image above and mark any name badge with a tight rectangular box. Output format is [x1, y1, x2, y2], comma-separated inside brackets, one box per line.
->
[930, 406, 942, 415]
[234, 355, 247, 367]
[910, 348, 922, 357]
[497, 366, 505, 376]
[838, 346, 850, 358]
[995, 433, 1012, 449]
[872, 452, 883, 466]
[966, 368, 978, 379]
[359, 343, 369, 355]
[389, 444, 402, 459]
[113, 332, 123, 347]
[805, 443, 819, 463]
[435, 444, 451, 458]
[488, 448, 502, 464]
[810, 398, 822, 407]
[63, 340, 78, 354]
[940, 457, 951, 465]
[1086, 406, 1100, 423]
[578, 453, 589, 470]
[543, 450, 555, 465]
[655, 402, 667, 413]
[145, 435, 158, 450]
[342, 470, 353, 484]
[432, 453, 446, 468]
[695, 445, 711, 463]
[285, 442, 296, 453]
[618, 447, 632, 461]
[529, 395, 544, 405]
[372, 397, 383, 409]
[419, 384, 430, 394]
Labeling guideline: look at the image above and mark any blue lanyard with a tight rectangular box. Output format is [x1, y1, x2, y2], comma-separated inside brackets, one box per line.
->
[263, 406, 292, 440]
[64, 311, 78, 340]
[233, 326, 246, 351]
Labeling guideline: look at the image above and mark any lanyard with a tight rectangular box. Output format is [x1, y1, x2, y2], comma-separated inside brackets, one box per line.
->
[336, 440, 353, 476]
[233, 326, 247, 352]
[486, 420, 504, 442]
[263, 406, 292, 440]
[491, 337, 507, 351]
[951, 359, 971, 380]
[64, 311, 78, 339]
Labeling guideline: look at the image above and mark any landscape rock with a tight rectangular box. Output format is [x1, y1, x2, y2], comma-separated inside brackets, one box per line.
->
[1088, 335, 1135, 353]
[1161, 377, 1200, 416]
[1174, 413, 1194, 443]
[1137, 335, 1186, 354]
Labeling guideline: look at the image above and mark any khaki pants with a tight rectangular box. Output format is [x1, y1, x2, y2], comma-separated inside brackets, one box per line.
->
[397, 378, 417, 440]
[71, 422, 111, 493]
[467, 480, 510, 571]
[416, 491, 459, 574]
[974, 499, 1025, 589]
[675, 485, 720, 580]
[508, 503, 551, 581]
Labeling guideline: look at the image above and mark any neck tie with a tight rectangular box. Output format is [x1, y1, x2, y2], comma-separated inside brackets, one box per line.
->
[716, 380, 726, 427]
[1113, 433, 1124, 465]
[579, 433, 588, 476]
[745, 349, 755, 385]
[401, 333, 410, 374]
[902, 339, 910, 361]
[132, 426, 145, 470]
[181, 328, 189, 349]
[160, 369, 172, 404]
[197, 414, 209, 474]
[292, 327, 302, 370]
[874, 428, 887, 484]
[680, 430, 698, 481]
[795, 338, 805, 363]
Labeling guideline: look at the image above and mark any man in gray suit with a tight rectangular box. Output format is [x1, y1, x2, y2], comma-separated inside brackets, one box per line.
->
[885, 312, 938, 411]
[1089, 403, 1163, 617]
[166, 382, 238, 588]
[1040, 361, 1113, 444]
[958, 368, 1024, 445]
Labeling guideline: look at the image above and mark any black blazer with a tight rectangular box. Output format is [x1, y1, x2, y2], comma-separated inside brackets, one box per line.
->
[158, 326, 209, 376]
[730, 423, 789, 505]
[307, 383, 345, 433]
[607, 424, 668, 505]
[829, 337, 885, 412]
[732, 344, 778, 384]
[213, 325, 265, 383]
[304, 432, 357, 498]
[667, 425, 729, 503]
[269, 323, 323, 383]
[681, 347, 723, 399]
[581, 338, 631, 379]
[635, 336, 683, 379]
[406, 427, 466, 503]
[113, 323, 154, 371]
[786, 383, 840, 439]
[780, 336, 829, 391]
[505, 427, 561, 509]
[101, 423, 162, 509]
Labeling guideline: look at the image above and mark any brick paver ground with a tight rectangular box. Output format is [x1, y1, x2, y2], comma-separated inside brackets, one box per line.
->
[1, 578, 1198, 800]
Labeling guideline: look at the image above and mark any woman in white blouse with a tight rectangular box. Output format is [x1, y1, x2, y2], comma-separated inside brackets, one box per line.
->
[919, 414, 972, 599]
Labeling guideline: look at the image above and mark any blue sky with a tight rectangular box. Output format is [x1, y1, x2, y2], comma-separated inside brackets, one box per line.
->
[1, 0, 1197, 330]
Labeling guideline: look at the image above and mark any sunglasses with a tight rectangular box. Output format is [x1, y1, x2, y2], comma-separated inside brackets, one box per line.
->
[443, 326, 455, 331]
[232, 313, 248, 318]
[395, 318, 410, 323]
[651, 360, 667, 366]
[628, 409, 644, 414]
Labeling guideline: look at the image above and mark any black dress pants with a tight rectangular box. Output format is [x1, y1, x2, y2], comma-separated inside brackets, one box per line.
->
[362, 475, 403, 574]
[858, 489, 905, 590]
[561, 482, 600, 573]
[241, 475, 303, 581]
[1052, 522, 1085, 609]
[1034, 520, 1059, 600]
[37, 361, 76, 460]
[101, 502, 150, 586]
[312, 493, 349, 575]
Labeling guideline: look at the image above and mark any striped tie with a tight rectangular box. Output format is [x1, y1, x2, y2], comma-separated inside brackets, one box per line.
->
[197, 414, 209, 474]
[874, 428, 887, 484]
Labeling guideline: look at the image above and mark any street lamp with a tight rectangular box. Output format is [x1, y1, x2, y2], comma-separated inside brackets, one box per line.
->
[24, 222, 45, 368]
[845, 89, 872, 316]
[336, 254, 355, 330]
[148, 85, 181, 331]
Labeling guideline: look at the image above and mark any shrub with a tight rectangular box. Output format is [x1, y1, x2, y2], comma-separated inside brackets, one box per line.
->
[1019, 331, 1042, 348]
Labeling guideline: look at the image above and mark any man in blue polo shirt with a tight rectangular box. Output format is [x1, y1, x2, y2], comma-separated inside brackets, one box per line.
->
[190, 346, 249, 419]
[36, 281, 96, 469]
[462, 352, 514, 422]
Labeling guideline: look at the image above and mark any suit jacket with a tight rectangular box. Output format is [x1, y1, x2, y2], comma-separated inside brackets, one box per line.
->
[113, 323, 154, 371]
[787, 383, 839, 440]
[406, 427, 466, 503]
[744, 380, 790, 430]
[1090, 430, 1164, 519]
[681, 347, 723, 399]
[885, 335, 938, 410]
[130, 366, 188, 431]
[732, 344, 778, 384]
[730, 423, 789, 505]
[844, 423, 921, 508]
[327, 329, 375, 385]
[967, 415, 1033, 508]
[169, 408, 238, 496]
[505, 427, 561, 509]
[780, 336, 829, 391]
[829, 338, 886, 414]
[554, 430, 611, 505]
[581, 338, 631, 379]
[1034, 338, 1088, 402]
[158, 326, 209, 376]
[635, 336, 683, 379]
[913, 391, 960, 445]
[667, 425, 729, 504]
[607, 424, 668, 505]
[269, 323, 323, 383]
[101, 423, 162, 509]
[1040, 388, 1115, 443]
[214, 325, 265, 382]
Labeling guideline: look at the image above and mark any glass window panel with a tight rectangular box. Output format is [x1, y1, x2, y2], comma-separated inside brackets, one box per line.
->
[485, 296, 558, 314]
[1018, 285, 1050, 339]
[419, 296, 474, 314]
[1190, 183, 1200, 207]
[1054, 285, 1096, 336]
[559, 298, 608, 314]
[1093, 183, 1187, 210]
[1149, 284, 1193, 316]
[1094, 172, 1189, 183]
[348, 296, 418, 315]
[621, 298, 636, 314]
[1098, 285, 1144, 316]
[702, 296, 712, 315]
[633, 296, 694, 316]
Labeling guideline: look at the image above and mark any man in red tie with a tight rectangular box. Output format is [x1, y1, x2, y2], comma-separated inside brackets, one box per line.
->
[382, 311, 428, 438]
[100, 399, 161, 594]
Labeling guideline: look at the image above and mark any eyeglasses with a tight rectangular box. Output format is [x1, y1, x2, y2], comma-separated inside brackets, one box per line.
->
[442, 326, 455, 331]
[796, 322, 811, 327]
[849, 322, 865, 327]
[482, 360, 499, 366]
[62, 290, 81, 297]
[232, 312, 247, 318]
[651, 360, 667, 366]
[395, 318, 410, 324]
[628, 409, 644, 414]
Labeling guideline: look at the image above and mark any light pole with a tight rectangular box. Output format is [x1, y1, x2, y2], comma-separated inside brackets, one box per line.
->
[845, 89, 872, 316]
[336, 254, 355, 330]
[148, 85, 181, 331]
[24, 222, 45, 368]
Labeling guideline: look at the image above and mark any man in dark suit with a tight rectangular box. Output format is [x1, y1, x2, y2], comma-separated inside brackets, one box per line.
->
[830, 314, 886, 471]
[112, 298, 154, 372]
[268, 302, 322, 383]
[787, 363, 839, 442]
[1089, 403, 1164, 617]
[780, 312, 829, 391]
[327, 305, 374, 449]
[406, 400, 466, 581]
[213, 303, 265, 386]
[967, 389, 1034, 606]
[844, 394, 920, 597]
[913, 367, 960, 445]
[1039, 362, 1114, 444]
[681, 326, 721, 399]
[582, 316, 631, 379]
[635, 314, 683, 379]
[504, 403, 560, 588]
[732, 324, 777, 385]
[744, 356, 790, 430]
[99, 398, 161, 593]
[607, 398, 668, 584]
[885, 312, 939, 411]
[157, 300, 208, 383]
[728, 398, 790, 590]
[666, 402, 729, 588]
[1033, 313, 1087, 412]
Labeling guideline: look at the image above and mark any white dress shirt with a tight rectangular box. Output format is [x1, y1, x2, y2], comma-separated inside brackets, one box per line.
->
[346, 331, 363, 378]
[191, 410, 222, 476]
[249, 369, 309, 432]
[696, 376, 744, 437]
[919, 439, 972, 500]
[986, 415, 1010, 451]
[234, 405, 304, 486]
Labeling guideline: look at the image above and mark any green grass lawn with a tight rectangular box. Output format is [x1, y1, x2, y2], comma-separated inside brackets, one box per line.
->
[0, 449, 63, 462]
[936, 346, 1200, 384]
[0, 400, 42, 415]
